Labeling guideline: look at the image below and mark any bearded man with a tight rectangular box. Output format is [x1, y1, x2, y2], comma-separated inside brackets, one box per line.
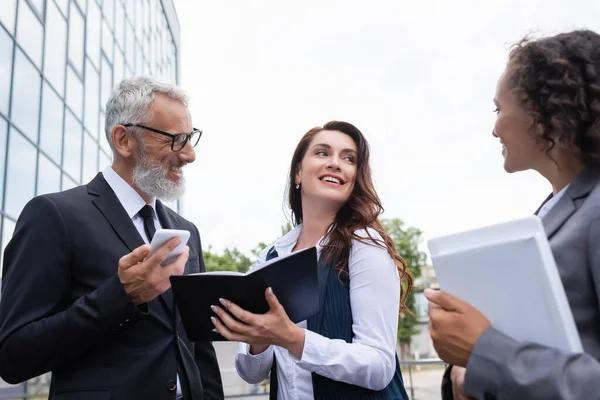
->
[0, 76, 224, 400]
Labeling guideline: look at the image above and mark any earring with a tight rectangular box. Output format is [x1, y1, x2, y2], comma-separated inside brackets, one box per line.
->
[295, 184, 300, 189]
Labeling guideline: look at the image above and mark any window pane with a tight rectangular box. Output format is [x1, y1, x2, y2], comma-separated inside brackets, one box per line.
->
[84, 59, 99, 134]
[66, 66, 83, 120]
[0, 27, 14, 117]
[135, 42, 142, 74]
[101, 18, 113, 62]
[98, 149, 111, 170]
[102, 0, 114, 28]
[68, 4, 85, 74]
[0, 0, 17, 34]
[136, 0, 143, 39]
[61, 173, 77, 191]
[113, 47, 123, 87]
[125, 23, 135, 67]
[36, 153, 61, 195]
[39, 82, 64, 164]
[0, 118, 7, 209]
[11, 49, 41, 142]
[44, 1, 67, 96]
[55, 0, 68, 15]
[16, 0, 43, 68]
[5, 129, 36, 218]
[75, 0, 87, 14]
[82, 131, 98, 182]
[126, 0, 134, 23]
[86, 0, 101, 68]
[63, 110, 82, 183]
[29, 0, 45, 15]
[99, 111, 111, 152]
[100, 56, 112, 110]
[114, 2, 124, 49]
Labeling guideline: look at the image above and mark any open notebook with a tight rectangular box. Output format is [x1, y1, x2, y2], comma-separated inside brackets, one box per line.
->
[170, 246, 319, 342]
[427, 216, 582, 353]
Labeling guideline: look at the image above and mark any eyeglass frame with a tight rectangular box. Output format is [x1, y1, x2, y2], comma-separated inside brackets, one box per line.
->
[121, 123, 203, 152]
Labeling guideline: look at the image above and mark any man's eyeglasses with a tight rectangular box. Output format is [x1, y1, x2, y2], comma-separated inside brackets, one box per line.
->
[122, 123, 202, 152]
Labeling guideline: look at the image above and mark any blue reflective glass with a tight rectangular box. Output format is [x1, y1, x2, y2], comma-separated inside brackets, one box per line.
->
[0, 26, 14, 117]
[63, 110, 82, 183]
[11, 49, 41, 142]
[39, 82, 64, 164]
[16, 0, 43, 68]
[5, 129, 36, 218]
[43, 1, 67, 96]
[36, 153, 61, 196]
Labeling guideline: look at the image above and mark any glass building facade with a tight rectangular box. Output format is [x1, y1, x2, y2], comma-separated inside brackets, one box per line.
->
[0, 0, 181, 273]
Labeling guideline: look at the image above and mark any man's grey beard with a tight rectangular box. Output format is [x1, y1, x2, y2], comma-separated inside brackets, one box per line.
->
[132, 152, 186, 202]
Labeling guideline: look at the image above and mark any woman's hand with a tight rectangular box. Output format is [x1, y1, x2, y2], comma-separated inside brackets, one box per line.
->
[450, 366, 475, 400]
[211, 287, 306, 358]
[425, 288, 491, 367]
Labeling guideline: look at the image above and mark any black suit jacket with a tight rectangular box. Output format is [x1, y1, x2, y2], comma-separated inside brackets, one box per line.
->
[0, 173, 224, 400]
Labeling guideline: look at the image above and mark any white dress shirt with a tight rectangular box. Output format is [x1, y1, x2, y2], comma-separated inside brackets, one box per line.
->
[102, 167, 183, 399]
[537, 184, 570, 219]
[235, 224, 401, 399]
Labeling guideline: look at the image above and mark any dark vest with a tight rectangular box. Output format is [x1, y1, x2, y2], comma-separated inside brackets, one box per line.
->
[266, 247, 409, 400]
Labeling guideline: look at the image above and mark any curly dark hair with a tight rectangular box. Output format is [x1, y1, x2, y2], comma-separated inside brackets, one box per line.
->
[506, 29, 600, 168]
[286, 121, 413, 313]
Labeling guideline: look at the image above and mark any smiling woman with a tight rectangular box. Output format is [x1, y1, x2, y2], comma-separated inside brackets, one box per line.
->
[210, 121, 412, 400]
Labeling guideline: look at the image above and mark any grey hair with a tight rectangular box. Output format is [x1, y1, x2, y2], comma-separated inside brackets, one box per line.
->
[104, 76, 189, 152]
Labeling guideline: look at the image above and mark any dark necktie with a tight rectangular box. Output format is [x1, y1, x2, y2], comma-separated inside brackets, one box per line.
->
[138, 205, 156, 242]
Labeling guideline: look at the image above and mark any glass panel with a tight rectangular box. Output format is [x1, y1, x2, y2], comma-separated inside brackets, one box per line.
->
[39, 82, 64, 164]
[29, 0, 45, 15]
[63, 110, 82, 183]
[84, 59, 100, 134]
[86, 0, 101, 68]
[75, 0, 87, 14]
[68, 4, 85, 75]
[102, 0, 114, 28]
[55, 0, 68, 16]
[82, 131, 98, 182]
[125, 23, 135, 67]
[0, 118, 7, 209]
[100, 56, 112, 110]
[5, 128, 36, 219]
[114, 1, 124, 49]
[43, 1, 67, 96]
[66, 66, 83, 120]
[0, 27, 14, 117]
[98, 149, 111, 170]
[126, 0, 134, 23]
[99, 111, 111, 153]
[136, 0, 143, 39]
[101, 18, 113, 62]
[61, 173, 77, 191]
[16, 0, 43, 68]
[0, 0, 17, 34]
[113, 48, 123, 89]
[135, 42, 142, 74]
[11, 49, 41, 142]
[36, 153, 61, 195]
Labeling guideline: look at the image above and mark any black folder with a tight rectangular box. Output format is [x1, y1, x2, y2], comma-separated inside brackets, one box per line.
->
[170, 246, 320, 342]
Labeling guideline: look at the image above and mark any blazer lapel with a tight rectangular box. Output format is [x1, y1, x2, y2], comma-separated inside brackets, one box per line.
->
[88, 173, 145, 252]
[541, 167, 599, 238]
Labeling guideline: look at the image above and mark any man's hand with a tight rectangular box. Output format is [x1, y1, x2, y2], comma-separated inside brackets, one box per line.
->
[425, 288, 491, 367]
[118, 238, 189, 305]
[450, 366, 474, 400]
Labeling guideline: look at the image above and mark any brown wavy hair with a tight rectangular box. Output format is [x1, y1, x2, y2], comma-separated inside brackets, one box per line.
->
[506, 29, 600, 168]
[286, 121, 413, 312]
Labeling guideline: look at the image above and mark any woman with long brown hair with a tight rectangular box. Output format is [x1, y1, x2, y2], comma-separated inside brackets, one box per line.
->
[211, 121, 411, 399]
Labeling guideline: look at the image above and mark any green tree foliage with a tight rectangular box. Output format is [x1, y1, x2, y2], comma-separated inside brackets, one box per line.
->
[380, 218, 427, 355]
[203, 246, 253, 273]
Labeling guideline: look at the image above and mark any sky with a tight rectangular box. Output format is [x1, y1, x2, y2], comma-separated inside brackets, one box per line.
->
[172, 0, 600, 257]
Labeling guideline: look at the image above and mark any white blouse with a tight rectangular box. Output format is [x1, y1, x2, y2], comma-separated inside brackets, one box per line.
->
[235, 224, 401, 399]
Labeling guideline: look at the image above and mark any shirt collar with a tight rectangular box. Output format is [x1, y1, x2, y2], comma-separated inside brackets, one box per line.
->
[538, 183, 570, 220]
[102, 166, 157, 219]
[272, 223, 328, 256]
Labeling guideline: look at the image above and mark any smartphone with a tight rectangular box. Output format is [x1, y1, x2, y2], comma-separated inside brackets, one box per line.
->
[147, 229, 191, 266]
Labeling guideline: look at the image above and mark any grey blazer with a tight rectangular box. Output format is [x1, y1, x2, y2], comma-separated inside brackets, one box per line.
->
[463, 167, 600, 400]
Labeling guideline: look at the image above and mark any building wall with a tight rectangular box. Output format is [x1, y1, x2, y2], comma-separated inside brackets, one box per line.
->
[0, 0, 181, 276]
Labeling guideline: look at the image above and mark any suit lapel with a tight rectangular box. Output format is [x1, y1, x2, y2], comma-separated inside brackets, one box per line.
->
[89, 173, 145, 252]
[541, 167, 599, 238]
